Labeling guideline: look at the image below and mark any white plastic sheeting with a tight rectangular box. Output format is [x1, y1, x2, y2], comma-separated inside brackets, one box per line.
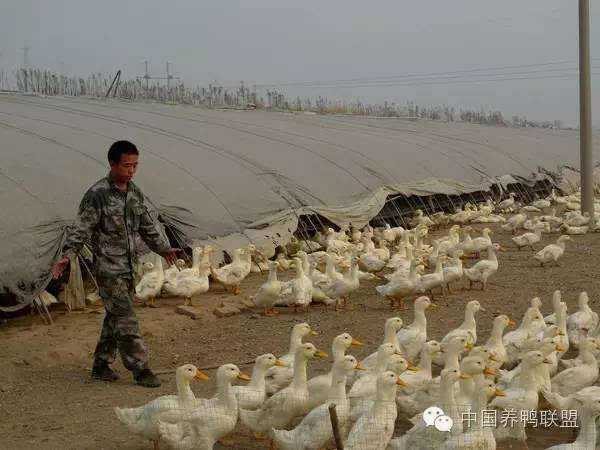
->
[1, 93, 598, 309]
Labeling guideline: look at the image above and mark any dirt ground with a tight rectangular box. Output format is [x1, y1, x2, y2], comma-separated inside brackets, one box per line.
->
[1, 220, 598, 450]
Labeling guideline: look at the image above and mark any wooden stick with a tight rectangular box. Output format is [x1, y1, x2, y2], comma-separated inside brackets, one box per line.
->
[328, 403, 344, 450]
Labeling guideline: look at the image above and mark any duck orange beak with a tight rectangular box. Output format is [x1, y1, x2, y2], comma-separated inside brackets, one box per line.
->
[396, 378, 407, 386]
[237, 372, 251, 381]
[555, 345, 566, 352]
[314, 351, 328, 359]
[275, 360, 287, 367]
[429, 303, 438, 308]
[351, 338, 364, 346]
[354, 363, 367, 371]
[310, 330, 319, 336]
[494, 388, 507, 397]
[406, 364, 419, 372]
[195, 371, 209, 381]
[465, 343, 474, 350]
[508, 319, 516, 326]
[483, 367, 497, 376]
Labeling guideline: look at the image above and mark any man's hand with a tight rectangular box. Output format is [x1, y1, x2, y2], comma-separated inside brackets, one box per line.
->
[164, 249, 181, 266]
[52, 257, 70, 279]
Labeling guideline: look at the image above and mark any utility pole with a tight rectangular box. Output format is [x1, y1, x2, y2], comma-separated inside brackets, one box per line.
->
[579, 0, 594, 220]
[143, 59, 150, 90]
[166, 61, 173, 88]
[20, 44, 30, 69]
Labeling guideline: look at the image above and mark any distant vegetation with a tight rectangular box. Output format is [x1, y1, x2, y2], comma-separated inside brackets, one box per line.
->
[1, 68, 564, 129]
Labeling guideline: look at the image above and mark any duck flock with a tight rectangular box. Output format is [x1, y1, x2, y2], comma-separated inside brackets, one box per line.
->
[118, 187, 600, 450]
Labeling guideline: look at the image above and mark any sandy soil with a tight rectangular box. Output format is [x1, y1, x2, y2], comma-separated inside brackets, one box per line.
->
[1, 220, 598, 450]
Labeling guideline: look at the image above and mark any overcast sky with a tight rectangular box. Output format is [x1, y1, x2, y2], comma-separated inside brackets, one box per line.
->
[2, 0, 599, 126]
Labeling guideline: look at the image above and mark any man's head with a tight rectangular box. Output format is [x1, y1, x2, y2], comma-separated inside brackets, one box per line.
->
[108, 140, 139, 185]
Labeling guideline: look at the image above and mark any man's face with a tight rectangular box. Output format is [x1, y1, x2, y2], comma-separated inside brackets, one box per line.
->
[110, 153, 139, 184]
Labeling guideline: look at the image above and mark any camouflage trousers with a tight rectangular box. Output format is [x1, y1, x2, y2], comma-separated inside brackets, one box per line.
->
[94, 276, 149, 372]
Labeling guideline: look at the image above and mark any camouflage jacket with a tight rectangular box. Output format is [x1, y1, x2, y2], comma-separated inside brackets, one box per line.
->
[62, 172, 171, 279]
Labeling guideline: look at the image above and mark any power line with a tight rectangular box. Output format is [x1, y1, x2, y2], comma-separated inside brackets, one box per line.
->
[245, 58, 600, 89]
[267, 69, 600, 91]
[289, 72, 599, 91]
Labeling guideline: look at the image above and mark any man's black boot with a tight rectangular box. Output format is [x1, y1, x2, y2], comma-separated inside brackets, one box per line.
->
[91, 360, 120, 382]
[134, 368, 161, 388]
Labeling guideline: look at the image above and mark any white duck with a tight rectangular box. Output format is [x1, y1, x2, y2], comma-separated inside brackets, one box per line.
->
[462, 227, 493, 258]
[135, 252, 165, 308]
[512, 227, 542, 250]
[264, 323, 318, 395]
[436, 225, 461, 255]
[277, 257, 313, 312]
[356, 318, 404, 377]
[167, 261, 211, 307]
[348, 343, 400, 406]
[344, 371, 403, 450]
[533, 235, 571, 267]
[543, 290, 563, 325]
[567, 292, 598, 348]
[157, 364, 250, 450]
[408, 336, 472, 408]
[503, 306, 545, 368]
[541, 385, 600, 411]
[550, 337, 600, 396]
[434, 300, 483, 366]
[529, 296, 547, 337]
[271, 355, 360, 450]
[442, 249, 463, 293]
[533, 198, 551, 209]
[305, 332, 363, 412]
[449, 355, 496, 419]
[239, 343, 327, 436]
[396, 296, 435, 362]
[349, 354, 413, 423]
[566, 211, 591, 226]
[359, 238, 390, 271]
[484, 314, 515, 370]
[375, 259, 421, 310]
[398, 340, 442, 396]
[114, 364, 209, 450]
[502, 212, 527, 234]
[497, 192, 517, 210]
[545, 395, 600, 450]
[415, 254, 445, 299]
[498, 335, 564, 392]
[464, 243, 501, 290]
[275, 252, 292, 271]
[209, 245, 255, 294]
[163, 258, 186, 284]
[169, 247, 205, 280]
[250, 261, 282, 316]
[439, 376, 502, 450]
[320, 256, 360, 310]
[232, 354, 284, 410]
[491, 351, 547, 443]
[388, 368, 464, 450]
[307, 262, 337, 307]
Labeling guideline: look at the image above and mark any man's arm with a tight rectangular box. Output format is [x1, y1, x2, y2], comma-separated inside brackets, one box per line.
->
[137, 203, 177, 263]
[52, 191, 101, 278]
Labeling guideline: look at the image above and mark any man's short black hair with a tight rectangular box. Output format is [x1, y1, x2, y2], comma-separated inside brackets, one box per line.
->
[108, 140, 139, 164]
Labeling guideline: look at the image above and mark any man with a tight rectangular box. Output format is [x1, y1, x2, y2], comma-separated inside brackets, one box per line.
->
[52, 140, 179, 388]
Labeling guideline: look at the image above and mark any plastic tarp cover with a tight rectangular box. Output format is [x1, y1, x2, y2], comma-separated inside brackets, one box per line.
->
[1, 93, 599, 309]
